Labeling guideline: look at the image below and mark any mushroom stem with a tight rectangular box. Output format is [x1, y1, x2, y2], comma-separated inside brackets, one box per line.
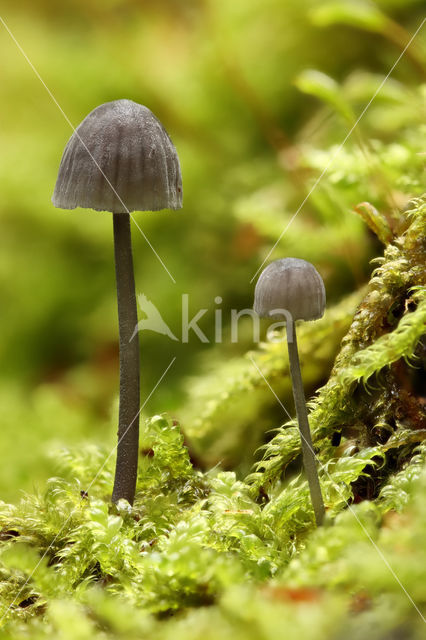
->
[111, 213, 140, 505]
[286, 317, 325, 526]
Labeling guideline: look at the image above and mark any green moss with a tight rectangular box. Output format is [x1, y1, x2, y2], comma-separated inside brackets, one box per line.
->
[1, 442, 425, 638]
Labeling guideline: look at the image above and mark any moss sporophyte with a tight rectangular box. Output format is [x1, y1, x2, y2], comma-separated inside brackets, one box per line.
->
[52, 99, 182, 505]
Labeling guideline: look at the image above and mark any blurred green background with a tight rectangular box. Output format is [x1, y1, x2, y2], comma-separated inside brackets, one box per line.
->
[0, 0, 424, 500]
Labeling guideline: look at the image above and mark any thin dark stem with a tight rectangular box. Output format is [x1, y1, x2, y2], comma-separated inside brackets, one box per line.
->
[286, 317, 325, 526]
[111, 213, 140, 505]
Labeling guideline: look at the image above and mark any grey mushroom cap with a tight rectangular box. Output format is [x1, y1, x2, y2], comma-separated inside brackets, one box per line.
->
[254, 258, 326, 321]
[52, 99, 182, 213]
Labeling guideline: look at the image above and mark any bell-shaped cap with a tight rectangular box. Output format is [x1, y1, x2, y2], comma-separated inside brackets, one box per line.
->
[254, 258, 325, 321]
[52, 99, 182, 213]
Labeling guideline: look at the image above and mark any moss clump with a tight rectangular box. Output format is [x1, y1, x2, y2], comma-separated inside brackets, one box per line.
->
[0, 435, 425, 638]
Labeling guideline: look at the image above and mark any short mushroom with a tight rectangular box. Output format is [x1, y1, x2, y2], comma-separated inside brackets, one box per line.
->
[254, 257, 325, 525]
[52, 99, 182, 505]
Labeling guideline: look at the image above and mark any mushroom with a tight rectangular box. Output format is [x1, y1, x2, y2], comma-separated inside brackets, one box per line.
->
[254, 257, 325, 525]
[52, 99, 182, 505]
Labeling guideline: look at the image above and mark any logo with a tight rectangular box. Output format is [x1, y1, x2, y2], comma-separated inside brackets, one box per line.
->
[130, 294, 178, 342]
[131, 294, 293, 344]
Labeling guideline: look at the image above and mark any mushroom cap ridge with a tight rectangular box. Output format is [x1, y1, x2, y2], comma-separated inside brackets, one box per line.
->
[254, 257, 326, 321]
[52, 99, 182, 213]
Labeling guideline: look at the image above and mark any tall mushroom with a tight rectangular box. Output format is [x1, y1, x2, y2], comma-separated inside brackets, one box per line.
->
[52, 99, 182, 505]
[254, 257, 325, 525]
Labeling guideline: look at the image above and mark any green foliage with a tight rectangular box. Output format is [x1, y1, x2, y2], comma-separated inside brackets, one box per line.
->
[1, 438, 426, 638]
[295, 69, 356, 123]
[339, 287, 426, 384]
